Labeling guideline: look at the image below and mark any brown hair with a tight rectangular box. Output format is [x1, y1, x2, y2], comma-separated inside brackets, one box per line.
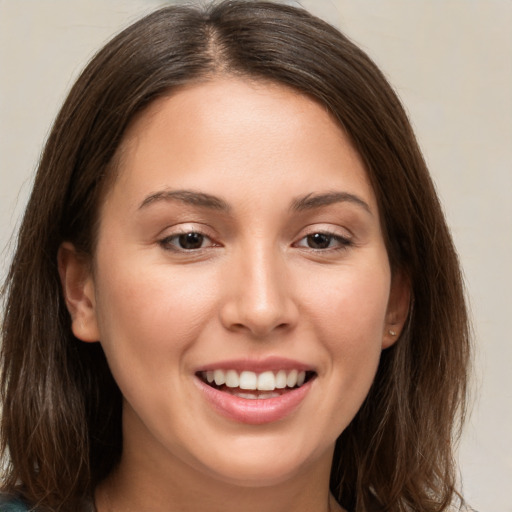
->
[1, 2, 470, 511]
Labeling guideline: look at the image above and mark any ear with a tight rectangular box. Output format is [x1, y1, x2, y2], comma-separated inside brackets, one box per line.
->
[58, 242, 100, 342]
[382, 269, 411, 349]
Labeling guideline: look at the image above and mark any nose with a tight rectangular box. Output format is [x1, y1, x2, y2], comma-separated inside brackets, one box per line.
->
[219, 245, 299, 338]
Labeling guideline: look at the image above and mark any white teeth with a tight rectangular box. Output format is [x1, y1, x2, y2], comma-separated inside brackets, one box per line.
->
[234, 391, 281, 399]
[203, 369, 311, 391]
[213, 369, 226, 386]
[236, 392, 259, 400]
[257, 371, 275, 390]
[258, 391, 280, 399]
[225, 370, 239, 388]
[286, 369, 298, 388]
[275, 370, 287, 389]
[239, 371, 257, 390]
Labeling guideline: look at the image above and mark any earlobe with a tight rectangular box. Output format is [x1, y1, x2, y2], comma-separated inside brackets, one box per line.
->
[383, 269, 411, 349]
[58, 242, 100, 342]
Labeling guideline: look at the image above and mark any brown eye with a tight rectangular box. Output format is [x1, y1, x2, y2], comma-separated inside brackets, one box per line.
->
[294, 231, 352, 251]
[306, 233, 332, 249]
[178, 232, 204, 249]
[160, 231, 214, 251]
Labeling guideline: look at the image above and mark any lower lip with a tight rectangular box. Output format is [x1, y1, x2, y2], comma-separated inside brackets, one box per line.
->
[195, 378, 313, 425]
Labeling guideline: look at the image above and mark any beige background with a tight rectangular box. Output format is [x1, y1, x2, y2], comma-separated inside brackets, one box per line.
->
[1, 1, 511, 511]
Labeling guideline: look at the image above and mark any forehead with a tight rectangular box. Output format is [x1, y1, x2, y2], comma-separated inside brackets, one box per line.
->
[107, 76, 376, 214]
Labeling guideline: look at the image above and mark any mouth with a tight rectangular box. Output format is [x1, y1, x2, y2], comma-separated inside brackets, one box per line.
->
[196, 369, 317, 399]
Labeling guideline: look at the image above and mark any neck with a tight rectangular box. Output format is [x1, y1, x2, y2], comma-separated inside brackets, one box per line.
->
[97, 473, 342, 512]
[95, 405, 346, 512]
[96, 437, 343, 512]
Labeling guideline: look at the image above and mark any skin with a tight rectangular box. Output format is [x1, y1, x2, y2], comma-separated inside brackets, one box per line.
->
[59, 77, 409, 512]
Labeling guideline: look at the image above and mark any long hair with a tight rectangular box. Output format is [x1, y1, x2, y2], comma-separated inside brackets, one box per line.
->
[1, 2, 470, 510]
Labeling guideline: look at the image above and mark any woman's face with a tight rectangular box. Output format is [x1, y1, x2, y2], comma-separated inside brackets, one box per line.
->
[64, 77, 408, 487]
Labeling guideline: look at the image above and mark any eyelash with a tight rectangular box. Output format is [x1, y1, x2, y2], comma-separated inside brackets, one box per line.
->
[294, 231, 353, 252]
[158, 229, 352, 253]
[158, 230, 218, 252]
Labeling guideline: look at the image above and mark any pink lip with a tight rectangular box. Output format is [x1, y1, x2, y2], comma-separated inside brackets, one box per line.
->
[195, 356, 314, 373]
[195, 376, 314, 425]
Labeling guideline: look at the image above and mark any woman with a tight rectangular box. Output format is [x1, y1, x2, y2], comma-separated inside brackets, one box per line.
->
[0, 1, 471, 511]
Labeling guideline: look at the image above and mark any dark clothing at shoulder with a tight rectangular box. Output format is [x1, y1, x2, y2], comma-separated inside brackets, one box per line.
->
[0, 495, 95, 512]
[0, 497, 29, 512]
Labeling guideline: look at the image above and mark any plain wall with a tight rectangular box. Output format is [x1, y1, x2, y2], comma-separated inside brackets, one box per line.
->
[1, 1, 511, 511]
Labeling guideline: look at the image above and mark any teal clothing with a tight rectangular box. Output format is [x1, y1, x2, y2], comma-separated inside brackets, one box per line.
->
[0, 498, 29, 511]
[0, 496, 478, 511]
[0, 497, 95, 511]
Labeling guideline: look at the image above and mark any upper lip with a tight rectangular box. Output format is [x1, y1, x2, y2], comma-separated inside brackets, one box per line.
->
[194, 356, 315, 373]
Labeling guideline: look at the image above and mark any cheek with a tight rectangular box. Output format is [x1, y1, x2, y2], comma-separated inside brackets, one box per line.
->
[302, 260, 391, 404]
[306, 263, 391, 345]
[93, 261, 217, 377]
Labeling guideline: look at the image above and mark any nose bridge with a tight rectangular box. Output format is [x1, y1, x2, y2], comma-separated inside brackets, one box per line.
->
[221, 238, 297, 337]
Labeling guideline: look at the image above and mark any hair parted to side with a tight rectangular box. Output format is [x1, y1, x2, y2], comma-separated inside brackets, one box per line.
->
[1, 1, 470, 511]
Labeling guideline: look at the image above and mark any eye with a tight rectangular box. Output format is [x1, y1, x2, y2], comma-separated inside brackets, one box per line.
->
[295, 232, 352, 250]
[159, 231, 216, 251]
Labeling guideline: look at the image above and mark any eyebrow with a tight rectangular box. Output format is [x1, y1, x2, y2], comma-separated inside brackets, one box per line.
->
[138, 189, 231, 212]
[290, 191, 372, 214]
[138, 189, 371, 215]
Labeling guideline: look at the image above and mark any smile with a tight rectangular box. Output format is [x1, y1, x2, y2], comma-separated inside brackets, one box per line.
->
[195, 364, 317, 424]
[198, 369, 315, 399]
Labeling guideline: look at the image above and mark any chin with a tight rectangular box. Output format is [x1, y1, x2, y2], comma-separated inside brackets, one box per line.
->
[189, 434, 333, 488]
[202, 458, 312, 488]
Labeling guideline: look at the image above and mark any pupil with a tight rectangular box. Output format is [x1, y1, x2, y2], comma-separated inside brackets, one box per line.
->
[308, 233, 331, 249]
[179, 233, 203, 249]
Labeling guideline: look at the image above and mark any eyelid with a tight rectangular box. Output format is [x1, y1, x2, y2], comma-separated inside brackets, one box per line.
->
[160, 233, 216, 251]
[294, 233, 352, 250]
[296, 223, 353, 240]
[292, 225, 354, 251]
[157, 224, 221, 252]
